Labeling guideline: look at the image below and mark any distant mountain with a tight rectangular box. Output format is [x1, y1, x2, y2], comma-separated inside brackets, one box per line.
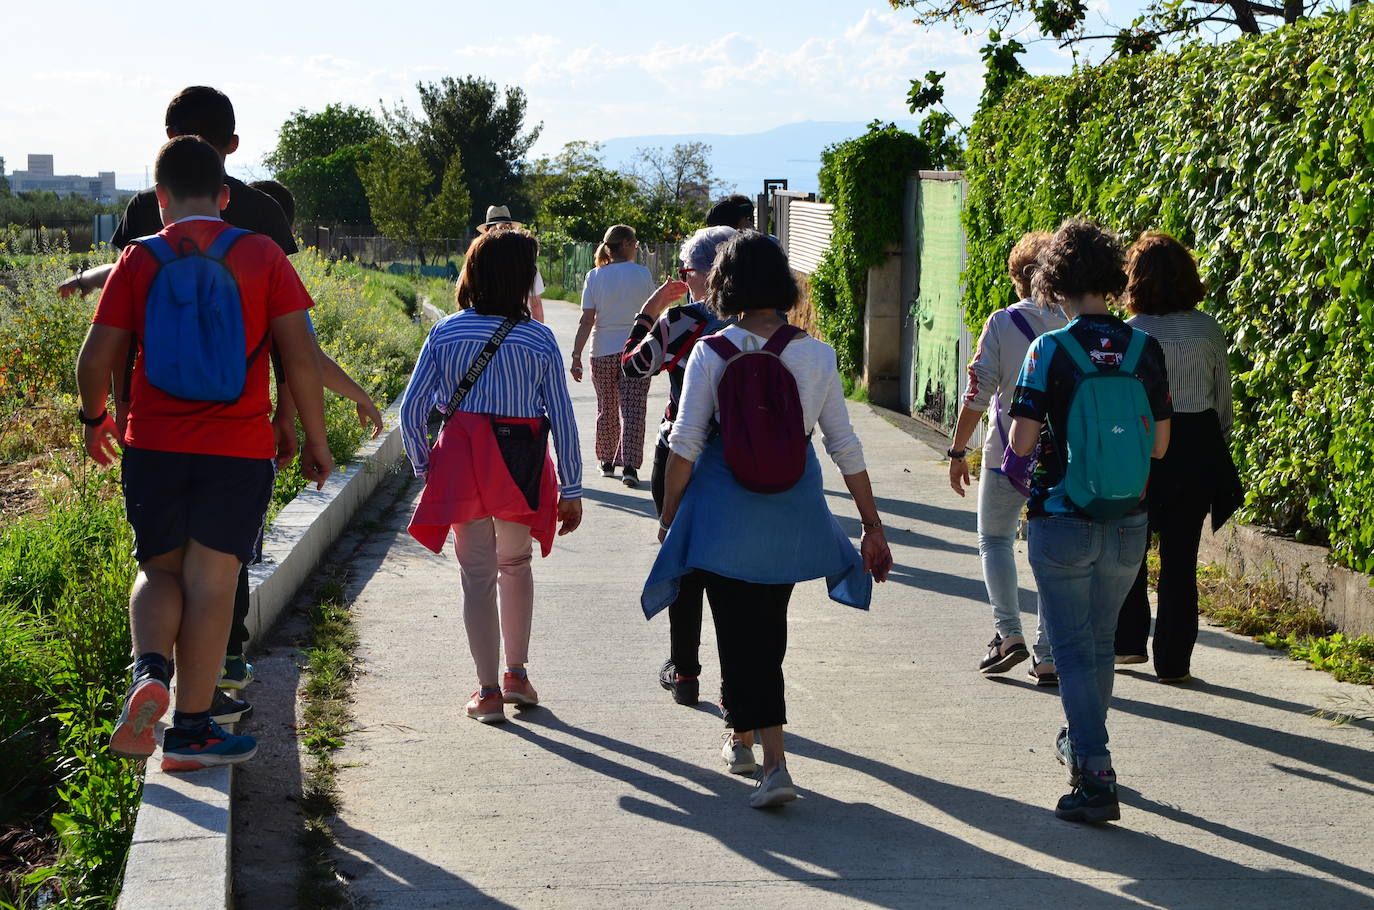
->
[598, 119, 920, 198]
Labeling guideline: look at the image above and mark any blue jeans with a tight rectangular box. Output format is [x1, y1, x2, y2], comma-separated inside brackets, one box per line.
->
[1028, 512, 1148, 771]
[978, 470, 1051, 662]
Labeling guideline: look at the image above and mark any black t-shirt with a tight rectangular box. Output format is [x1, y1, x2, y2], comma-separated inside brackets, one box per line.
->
[111, 175, 297, 254]
[1009, 313, 1172, 519]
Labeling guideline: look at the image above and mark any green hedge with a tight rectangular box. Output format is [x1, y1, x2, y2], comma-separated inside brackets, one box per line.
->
[962, 9, 1374, 570]
[812, 124, 931, 374]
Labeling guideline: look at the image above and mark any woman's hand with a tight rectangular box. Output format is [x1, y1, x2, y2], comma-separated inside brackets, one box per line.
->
[949, 455, 971, 496]
[557, 498, 583, 535]
[862, 527, 893, 583]
[356, 398, 384, 439]
[644, 280, 688, 318]
[569, 355, 583, 383]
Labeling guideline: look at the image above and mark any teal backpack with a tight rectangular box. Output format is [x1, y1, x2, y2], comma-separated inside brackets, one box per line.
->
[1051, 328, 1156, 519]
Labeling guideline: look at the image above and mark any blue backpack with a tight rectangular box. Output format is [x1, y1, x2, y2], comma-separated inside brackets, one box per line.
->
[129, 227, 265, 402]
[1051, 327, 1156, 519]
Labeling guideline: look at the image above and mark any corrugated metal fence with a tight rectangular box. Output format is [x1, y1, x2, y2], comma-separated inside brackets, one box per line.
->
[783, 201, 834, 275]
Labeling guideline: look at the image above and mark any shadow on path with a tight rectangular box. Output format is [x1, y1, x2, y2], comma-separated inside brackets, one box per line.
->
[332, 817, 517, 908]
[498, 710, 1137, 906]
[787, 734, 1374, 903]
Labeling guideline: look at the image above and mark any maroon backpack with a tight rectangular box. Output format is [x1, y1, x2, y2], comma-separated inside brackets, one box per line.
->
[704, 325, 809, 494]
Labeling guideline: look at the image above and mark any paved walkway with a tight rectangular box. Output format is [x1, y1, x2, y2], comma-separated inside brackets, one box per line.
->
[318, 301, 1373, 908]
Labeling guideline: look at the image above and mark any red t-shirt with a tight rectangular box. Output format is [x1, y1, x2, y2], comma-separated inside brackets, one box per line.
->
[93, 218, 313, 459]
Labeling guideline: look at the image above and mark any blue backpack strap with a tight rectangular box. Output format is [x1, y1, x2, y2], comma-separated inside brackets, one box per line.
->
[1118, 328, 1148, 374]
[1052, 328, 1099, 375]
[131, 234, 177, 265]
[205, 226, 250, 260]
[1006, 308, 1037, 343]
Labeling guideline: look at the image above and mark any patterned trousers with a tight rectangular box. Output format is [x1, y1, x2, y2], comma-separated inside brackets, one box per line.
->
[590, 354, 651, 469]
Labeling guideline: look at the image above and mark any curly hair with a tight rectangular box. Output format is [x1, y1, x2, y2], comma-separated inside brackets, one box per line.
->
[1030, 217, 1126, 306]
[705, 231, 799, 317]
[454, 228, 538, 320]
[1007, 231, 1052, 299]
[1124, 231, 1206, 316]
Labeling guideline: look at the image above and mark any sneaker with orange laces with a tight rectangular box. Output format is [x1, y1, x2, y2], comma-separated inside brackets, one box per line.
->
[110, 676, 170, 760]
[466, 688, 506, 723]
[502, 672, 539, 707]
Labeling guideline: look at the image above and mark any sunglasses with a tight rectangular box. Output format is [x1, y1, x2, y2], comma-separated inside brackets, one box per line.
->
[678, 267, 696, 280]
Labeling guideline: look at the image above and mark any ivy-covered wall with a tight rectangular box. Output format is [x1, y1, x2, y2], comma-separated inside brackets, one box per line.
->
[962, 9, 1374, 570]
[812, 123, 931, 374]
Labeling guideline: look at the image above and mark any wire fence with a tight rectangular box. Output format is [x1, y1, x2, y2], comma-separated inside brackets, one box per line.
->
[552, 241, 681, 296]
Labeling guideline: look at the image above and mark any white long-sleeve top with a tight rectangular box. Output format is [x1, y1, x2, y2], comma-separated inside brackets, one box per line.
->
[668, 324, 867, 475]
[1127, 309, 1232, 434]
[963, 298, 1067, 469]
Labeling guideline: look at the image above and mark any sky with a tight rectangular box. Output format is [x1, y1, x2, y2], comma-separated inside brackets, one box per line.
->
[3, 0, 1114, 191]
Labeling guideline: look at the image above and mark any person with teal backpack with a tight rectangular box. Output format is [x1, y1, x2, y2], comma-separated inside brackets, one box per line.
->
[1003, 218, 1172, 824]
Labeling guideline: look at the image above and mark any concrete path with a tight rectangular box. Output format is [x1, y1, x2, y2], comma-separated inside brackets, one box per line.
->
[321, 300, 1374, 908]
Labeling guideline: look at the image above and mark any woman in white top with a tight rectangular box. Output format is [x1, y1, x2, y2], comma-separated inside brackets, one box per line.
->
[947, 231, 1066, 685]
[570, 224, 657, 487]
[1114, 231, 1242, 682]
[643, 231, 892, 810]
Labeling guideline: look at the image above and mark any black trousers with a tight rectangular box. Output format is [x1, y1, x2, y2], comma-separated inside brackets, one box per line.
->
[702, 571, 793, 732]
[1116, 413, 1216, 677]
[653, 440, 705, 678]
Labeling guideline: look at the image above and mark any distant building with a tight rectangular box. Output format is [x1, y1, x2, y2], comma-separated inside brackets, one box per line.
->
[7, 154, 120, 202]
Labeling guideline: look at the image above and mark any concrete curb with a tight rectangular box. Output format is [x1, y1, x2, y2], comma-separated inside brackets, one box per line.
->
[117, 405, 409, 910]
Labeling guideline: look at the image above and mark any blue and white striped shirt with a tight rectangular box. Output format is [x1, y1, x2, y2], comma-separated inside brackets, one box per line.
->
[400, 309, 582, 497]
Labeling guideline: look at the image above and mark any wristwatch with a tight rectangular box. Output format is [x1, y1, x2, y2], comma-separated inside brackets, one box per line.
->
[946, 446, 967, 459]
[78, 407, 108, 427]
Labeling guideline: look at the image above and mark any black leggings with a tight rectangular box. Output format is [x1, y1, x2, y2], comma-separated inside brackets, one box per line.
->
[653, 440, 705, 678]
[702, 571, 793, 732]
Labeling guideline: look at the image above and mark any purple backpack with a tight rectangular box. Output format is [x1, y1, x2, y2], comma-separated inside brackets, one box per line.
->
[704, 325, 808, 494]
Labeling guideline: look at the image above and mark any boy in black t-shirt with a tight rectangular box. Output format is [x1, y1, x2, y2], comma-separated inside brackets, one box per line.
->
[1005, 219, 1172, 825]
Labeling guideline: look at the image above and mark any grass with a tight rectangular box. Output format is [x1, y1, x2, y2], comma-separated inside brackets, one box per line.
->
[293, 479, 409, 910]
[1193, 562, 1374, 688]
[841, 374, 870, 404]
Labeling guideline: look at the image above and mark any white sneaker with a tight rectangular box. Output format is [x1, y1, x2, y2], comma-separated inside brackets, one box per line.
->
[750, 763, 797, 809]
[720, 732, 757, 775]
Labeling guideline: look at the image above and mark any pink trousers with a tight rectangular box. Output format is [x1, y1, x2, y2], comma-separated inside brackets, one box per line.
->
[453, 517, 534, 685]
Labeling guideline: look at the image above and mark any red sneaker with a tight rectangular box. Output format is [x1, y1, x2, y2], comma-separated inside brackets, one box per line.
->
[465, 689, 506, 724]
[502, 672, 539, 707]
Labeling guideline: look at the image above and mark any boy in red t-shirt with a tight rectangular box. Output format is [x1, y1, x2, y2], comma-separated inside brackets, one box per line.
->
[76, 136, 332, 771]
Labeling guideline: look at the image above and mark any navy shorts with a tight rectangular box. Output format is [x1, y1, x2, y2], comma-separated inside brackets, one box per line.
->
[121, 447, 275, 565]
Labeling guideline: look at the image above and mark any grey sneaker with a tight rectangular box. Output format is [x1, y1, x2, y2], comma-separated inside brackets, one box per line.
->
[721, 733, 757, 775]
[1055, 726, 1081, 788]
[211, 689, 252, 724]
[750, 763, 798, 809]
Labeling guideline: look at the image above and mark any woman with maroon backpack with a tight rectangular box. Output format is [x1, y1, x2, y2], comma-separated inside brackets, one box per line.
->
[642, 231, 892, 809]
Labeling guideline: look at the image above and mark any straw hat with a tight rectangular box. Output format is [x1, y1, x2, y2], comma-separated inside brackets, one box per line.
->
[477, 205, 522, 232]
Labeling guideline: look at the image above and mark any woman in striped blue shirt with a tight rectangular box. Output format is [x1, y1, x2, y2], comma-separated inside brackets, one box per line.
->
[400, 228, 583, 724]
[1114, 231, 1242, 683]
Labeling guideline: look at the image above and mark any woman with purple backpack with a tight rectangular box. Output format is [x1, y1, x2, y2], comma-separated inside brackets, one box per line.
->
[947, 232, 1066, 684]
[642, 231, 892, 809]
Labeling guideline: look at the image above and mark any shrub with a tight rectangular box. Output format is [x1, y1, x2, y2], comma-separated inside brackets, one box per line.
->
[962, 8, 1374, 569]
[811, 123, 931, 374]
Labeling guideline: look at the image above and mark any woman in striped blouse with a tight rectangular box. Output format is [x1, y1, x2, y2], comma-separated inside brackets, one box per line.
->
[1115, 231, 1242, 683]
[400, 228, 583, 724]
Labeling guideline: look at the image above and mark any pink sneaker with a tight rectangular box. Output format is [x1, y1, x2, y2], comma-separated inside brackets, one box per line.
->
[502, 672, 539, 707]
[110, 677, 170, 759]
[465, 689, 506, 724]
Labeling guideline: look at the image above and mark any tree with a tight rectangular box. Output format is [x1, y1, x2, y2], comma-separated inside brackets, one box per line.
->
[266, 104, 381, 226]
[523, 140, 607, 217]
[538, 166, 643, 244]
[388, 76, 542, 229]
[890, 0, 1356, 60]
[632, 142, 714, 208]
[358, 140, 470, 265]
